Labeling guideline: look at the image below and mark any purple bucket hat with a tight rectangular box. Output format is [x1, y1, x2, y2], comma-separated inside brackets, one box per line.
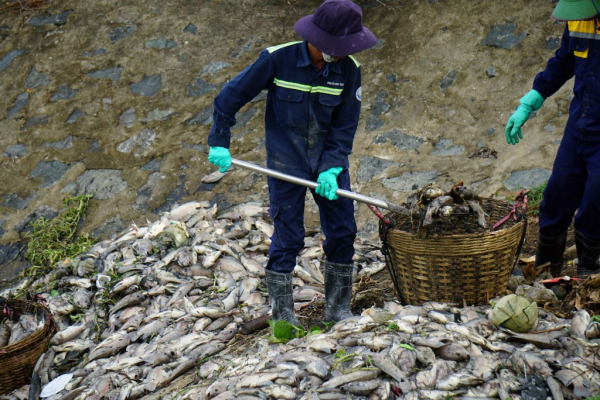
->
[294, 0, 378, 57]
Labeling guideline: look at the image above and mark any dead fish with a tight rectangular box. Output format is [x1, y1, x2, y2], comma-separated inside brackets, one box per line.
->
[88, 331, 132, 361]
[357, 335, 394, 351]
[308, 334, 338, 354]
[428, 310, 457, 324]
[415, 346, 436, 367]
[236, 203, 268, 218]
[585, 321, 600, 339]
[168, 201, 207, 221]
[52, 338, 95, 353]
[216, 322, 239, 341]
[501, 328, 565, 348]
[421, 187, 446, 203]
[369, 354, 408, 383]
[216, 256, 248, 280]
[222, 288, 240, 311]
[166, 281, 195, 307]
[239, 277, 261, 302]
[321, 369, 380, 389]
[240, 255, 264, 276]
[143, 365, 172, 392]
[0, 323, 12, 347]
[415, 360, 453, 390]
[570, 309, 590, 339]
[436, 372, 483, 391]
[445, 323, 504, 352]
[340, 380, 379, 396]
[507, 351, 553, 377]
[279, 352, 331, 380]
[183, 297, 233, 319]
[109, 292, 145, 315]
[206, 316, 234, 332]
[410, 335, 451, 349]
[255, 219, 274, 238]
[465, 355, 502, 381]
[436, 343, 470, 362]
[546, 376, 565, 400]
[467, 200, 487, 228]
[422, 195, 454, 226]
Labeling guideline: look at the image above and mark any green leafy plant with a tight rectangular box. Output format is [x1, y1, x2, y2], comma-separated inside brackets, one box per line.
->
[591, 315, 600, 323]
[267, 319, 307, 343]
[309, 326, 323, 335]
[521, 181, 547, 216]
[386, 321, 399, 331]
[23, 195, 96, 279]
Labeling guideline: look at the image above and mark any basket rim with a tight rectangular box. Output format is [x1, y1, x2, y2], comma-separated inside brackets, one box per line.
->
[388, 216, 526, 238]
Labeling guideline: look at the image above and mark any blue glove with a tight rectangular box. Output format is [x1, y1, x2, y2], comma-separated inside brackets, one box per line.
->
[315, 167, 343, 200]
[505, 89, 545, 145]
[208, 146, 232, 173]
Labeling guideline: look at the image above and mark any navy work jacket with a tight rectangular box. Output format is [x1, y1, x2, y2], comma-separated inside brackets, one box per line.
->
[533, 18, 600, 140]
[208, 41, 362, 177]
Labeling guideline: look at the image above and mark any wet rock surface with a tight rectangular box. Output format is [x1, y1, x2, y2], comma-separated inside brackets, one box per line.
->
[0, 0, 569, 286]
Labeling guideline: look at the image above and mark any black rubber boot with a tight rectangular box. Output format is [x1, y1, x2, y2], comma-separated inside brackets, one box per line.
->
[265, 269, 303, 328]
[324, 261, 355, 322]
[535, 231, 567, 277]
[575, 230, 600, 277]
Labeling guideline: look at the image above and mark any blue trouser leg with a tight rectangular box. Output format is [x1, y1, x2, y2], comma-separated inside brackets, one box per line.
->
[266, 170, 357, 272]
[539, 130, 600, 240]
[573, 140, 600, 240]
[266, 176, 306, 273]
[310, 169, 357, 264]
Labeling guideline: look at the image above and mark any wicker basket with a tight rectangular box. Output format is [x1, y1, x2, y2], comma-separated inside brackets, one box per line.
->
[0, 298, 55, 394]
[383, 198, 527, 306]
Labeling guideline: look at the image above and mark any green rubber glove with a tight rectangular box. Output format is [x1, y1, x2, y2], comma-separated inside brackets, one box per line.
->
[505, 89, 545, 145]
[315, 167, 343, 200]
[208, 146, 232, 172]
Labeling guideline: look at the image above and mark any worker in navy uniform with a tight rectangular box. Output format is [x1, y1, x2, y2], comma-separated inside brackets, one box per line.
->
[505, 0, 600, 277]
[207, 0, 377, 327]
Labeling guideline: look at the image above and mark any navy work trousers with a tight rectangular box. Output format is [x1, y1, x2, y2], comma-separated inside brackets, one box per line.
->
[539, 128, 600, 240]
[265, 169, 357, 273]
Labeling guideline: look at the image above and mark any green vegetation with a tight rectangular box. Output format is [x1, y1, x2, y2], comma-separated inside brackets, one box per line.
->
[23, 195, 96, 279]
[522, 181, 547, 216]
[267, 319, 307, 343]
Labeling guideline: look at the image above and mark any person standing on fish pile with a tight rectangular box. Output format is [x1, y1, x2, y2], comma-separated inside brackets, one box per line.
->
[504, 0, 600, 278]
[207, 0, 377, 327]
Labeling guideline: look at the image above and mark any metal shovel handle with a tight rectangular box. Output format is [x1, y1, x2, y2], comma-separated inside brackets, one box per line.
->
[231, 158, 410, 216]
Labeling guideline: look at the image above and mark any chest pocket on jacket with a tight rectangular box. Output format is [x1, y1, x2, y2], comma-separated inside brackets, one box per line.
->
[276, 87, 306, 128]
[316, 93, 342, 124]
[569, 37, 590, 58]
[318, 93, 342, 108]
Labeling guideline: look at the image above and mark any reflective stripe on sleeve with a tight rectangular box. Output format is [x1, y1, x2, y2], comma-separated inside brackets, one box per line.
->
[266, 41, 303, 53]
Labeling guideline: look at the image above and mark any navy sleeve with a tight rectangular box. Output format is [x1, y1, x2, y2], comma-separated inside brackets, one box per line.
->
[318, 64, 362, 174]
[532, 25, 575, 99]
[207, 50, 274, 148]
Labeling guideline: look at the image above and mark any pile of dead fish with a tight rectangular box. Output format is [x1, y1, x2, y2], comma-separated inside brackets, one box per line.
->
[404, 183, 488, 230]
[1, 200, 599, 400]
[0, 307, 44, 348]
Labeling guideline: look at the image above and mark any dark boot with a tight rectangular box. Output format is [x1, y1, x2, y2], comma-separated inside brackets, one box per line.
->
[536, 231, 567, 277]
[575, 230, 600, 277]
[265, 269, 302, 328]
[324, 261, 355, 322]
